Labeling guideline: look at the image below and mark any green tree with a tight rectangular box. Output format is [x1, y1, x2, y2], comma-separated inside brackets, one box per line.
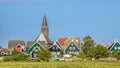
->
[12, 49, 19, 55]
[60, 50, 64, 57]
[78, 53, 87, 59]
[37, 49, 51, 62]
[112, 50, 120, 60]
[82, 35, 95, 55]
[13, 53, 27, 61]
[87, 44, 109, 59]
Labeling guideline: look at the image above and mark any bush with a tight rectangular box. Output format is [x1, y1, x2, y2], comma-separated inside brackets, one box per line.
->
[37, 49, 51, 62]
[78, 53, 87, 59]
[112, 50, 120, 60]
[3, 56, 13, 61]
[13, 53, 27, 61]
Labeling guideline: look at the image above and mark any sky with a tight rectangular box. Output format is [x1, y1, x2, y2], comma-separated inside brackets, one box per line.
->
[0, 0, 120, 48]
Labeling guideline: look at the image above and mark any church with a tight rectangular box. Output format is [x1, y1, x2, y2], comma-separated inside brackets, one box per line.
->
[8, 14, 81, 58]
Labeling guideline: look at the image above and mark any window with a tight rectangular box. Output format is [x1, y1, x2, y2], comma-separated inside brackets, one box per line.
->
[56, 47, 59, 50]
[69, 47, 72, 50]
[114, 47, 117, 49]
[71, 43, 74, 46]
[72, 47, 75, 50]
[118, 47, 120, 49]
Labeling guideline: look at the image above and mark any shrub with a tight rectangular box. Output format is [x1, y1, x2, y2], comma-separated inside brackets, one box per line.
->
[13, 53, 27, 61]
[37, 49, 51, 62]
[3, 56, 13, 61]
[112, 50, 120, 60]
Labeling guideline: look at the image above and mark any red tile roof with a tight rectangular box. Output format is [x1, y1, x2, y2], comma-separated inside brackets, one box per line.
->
[58, 38, 67, 45]
[58, 38, 80, 45]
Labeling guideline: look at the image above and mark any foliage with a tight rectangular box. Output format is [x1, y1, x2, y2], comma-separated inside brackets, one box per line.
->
[60, 50, 64, 57]
[3, 56, 13, 61]
[78, 53, 87, 59]
[37, 49, 51, 62]
[112, 50, 120, 60]
[82, 35, 95, 55]
[12, 50, 19, 55]
[12, 53, 27, 61]
[87, 44, 109, 59]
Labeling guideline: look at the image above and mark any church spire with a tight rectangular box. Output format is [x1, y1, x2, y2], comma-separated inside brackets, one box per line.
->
[41, 14, 49, 37]
[42, 14, 48, 28]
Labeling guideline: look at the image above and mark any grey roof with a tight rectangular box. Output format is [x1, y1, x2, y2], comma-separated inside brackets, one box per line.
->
[26, 41, 49, 49]
[8, 40, 26, 49]
[27, 41, 35, 48]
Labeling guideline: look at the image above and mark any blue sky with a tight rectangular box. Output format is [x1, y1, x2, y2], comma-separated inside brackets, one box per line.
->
[0, 0, 120, 47]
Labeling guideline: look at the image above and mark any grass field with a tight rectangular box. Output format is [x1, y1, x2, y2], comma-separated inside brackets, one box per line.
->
[0, 61, 120, 68]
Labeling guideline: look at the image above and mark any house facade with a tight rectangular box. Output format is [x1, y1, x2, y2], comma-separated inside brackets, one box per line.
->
[58, 37, 80, 55]
[48, 42, 62, 58]
[106, 41, 120, 53]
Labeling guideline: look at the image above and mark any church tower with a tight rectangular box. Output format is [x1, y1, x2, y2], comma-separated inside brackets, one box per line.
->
[41, 14, 49, 37]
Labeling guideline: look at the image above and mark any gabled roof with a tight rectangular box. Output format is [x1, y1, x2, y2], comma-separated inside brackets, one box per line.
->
[106, 42, 114, 50]
[58, 36, 80, 48]
[8, 40, 26, 49]
[106, 41, 120, 51]
[27, 41, 35, 48]
[27, 42, 45, 54]
[35, 33, 53, 44]
[48, 42, 62, 50]
[65, 41, 80, 50]
[58, 38, 67, 45]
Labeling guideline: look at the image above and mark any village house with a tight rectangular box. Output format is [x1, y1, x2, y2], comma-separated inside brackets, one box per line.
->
[106, 40, 120, 53]
[58, 37, 80, 55]
[7, 14, 81, 58]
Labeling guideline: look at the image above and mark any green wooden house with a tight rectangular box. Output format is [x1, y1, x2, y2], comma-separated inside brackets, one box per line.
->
[106, 41, 120, 53]
[26, 42, 45, 58]
[65, 41, 79, 54]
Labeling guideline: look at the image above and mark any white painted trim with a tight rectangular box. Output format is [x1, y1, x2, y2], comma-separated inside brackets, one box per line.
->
[48, 42, 62, 50]
[16, 43, 21, 48]
[110, 41, 120, 51]
[65, 41, 80, 51]
[28, 42, 45, 54]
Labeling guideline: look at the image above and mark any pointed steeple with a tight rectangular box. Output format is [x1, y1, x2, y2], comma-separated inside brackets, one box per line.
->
[41, 14, 49, 37]
[42, 14, 48, 28]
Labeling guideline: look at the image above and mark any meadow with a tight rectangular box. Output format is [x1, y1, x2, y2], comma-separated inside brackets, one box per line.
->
[0, 61, 120, 68]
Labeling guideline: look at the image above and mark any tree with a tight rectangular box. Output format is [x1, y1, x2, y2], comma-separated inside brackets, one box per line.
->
[13, 53, 27, 61]
[60, 50, 64, 57]
[12, 50, 19, 55]
[87, 44, 109, 59]
[78, 53, 87, 59]
[112, 50, 120, 60]
[37, 49, 51, 62]
[82, 35, 95, 55]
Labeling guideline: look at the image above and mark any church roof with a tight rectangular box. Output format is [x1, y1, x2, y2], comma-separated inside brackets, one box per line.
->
[35, 33, 53, 44]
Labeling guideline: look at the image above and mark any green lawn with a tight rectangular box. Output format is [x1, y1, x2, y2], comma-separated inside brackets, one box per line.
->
[0, 61, 120, 68]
